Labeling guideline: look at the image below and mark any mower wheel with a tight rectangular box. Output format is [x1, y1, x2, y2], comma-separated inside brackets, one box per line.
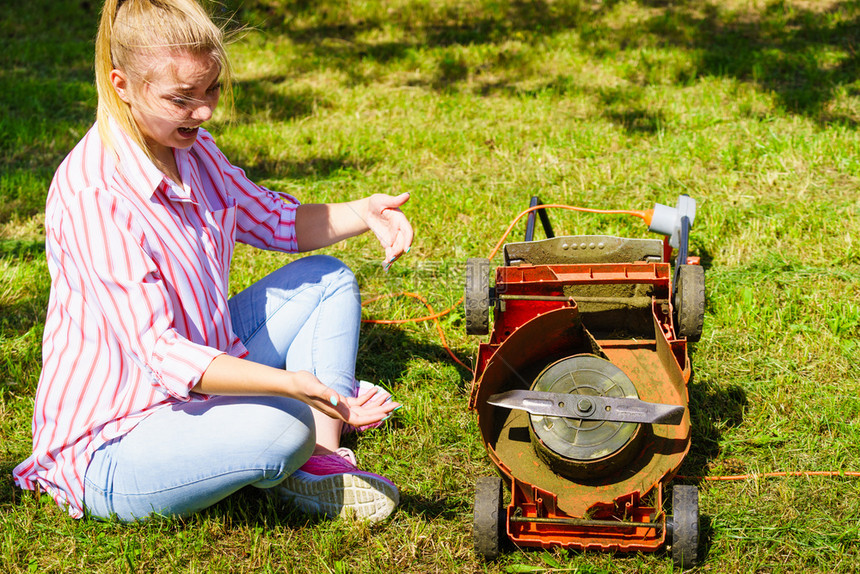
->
[675, 264, 705, 342]
[670, 484, 699, 570]
[465, 258, 490, 335]
[473, 476, 505, 560]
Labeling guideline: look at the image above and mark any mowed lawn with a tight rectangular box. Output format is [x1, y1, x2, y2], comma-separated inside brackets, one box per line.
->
[1, 1, 859, 572]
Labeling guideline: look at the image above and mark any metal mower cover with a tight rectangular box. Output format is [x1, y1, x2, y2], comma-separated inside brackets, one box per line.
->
[465, 196, 705, 569]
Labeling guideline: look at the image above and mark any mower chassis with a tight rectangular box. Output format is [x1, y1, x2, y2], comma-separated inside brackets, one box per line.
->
[468, 232, 702, 569]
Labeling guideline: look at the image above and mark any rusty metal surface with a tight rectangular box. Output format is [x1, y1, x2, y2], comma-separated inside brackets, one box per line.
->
[474, 306, 590, 434]
[504, 235, 664, 266]
[488, 261, 672, 347]
[507, 476, 667, 552]
[476, 307, 690, 518]
[497, 262, 671, 290]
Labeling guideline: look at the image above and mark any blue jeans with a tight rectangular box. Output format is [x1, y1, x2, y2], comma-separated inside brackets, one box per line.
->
[83, 255, 361, 521]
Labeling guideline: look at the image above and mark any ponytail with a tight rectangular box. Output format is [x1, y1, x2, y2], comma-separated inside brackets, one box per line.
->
[94, 0, 234, 158]
[96, 0, 139, 156]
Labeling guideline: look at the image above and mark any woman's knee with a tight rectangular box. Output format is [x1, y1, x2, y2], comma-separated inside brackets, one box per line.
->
[250, 397, 316, 480]
[299, 255, 358, 292]
[252, 396, 316, 448]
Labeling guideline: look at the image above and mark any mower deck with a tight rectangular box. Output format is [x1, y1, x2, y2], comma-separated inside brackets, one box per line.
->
[467, 201, 704, 569]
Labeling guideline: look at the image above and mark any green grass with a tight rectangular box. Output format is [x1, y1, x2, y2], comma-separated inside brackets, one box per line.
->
[2, 0, 860, 571]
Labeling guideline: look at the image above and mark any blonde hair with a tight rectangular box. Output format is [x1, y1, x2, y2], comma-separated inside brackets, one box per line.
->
[95, 0, 234, 157]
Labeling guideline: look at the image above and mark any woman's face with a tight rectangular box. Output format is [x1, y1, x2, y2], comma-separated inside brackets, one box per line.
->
[112, 50, 221, 158]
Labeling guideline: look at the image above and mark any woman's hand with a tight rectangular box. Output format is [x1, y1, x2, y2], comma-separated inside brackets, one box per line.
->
[290, 370, 400, 427]
[294, 193, 413, 260]
[365, 192, 413, 268]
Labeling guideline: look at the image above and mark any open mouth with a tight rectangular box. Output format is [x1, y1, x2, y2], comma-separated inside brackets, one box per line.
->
[178, 126, 199, 137]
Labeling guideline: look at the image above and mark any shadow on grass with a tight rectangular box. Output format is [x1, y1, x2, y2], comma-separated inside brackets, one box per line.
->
[226, 80, 332, 125]
[236, 151, 376, 183]
[357, 323, 474, 392]
[198, 482, 464, 529]
[225, 0, 860, 126]
[0, 240, 45, 261]
[0, 462, 20, 507]
[0, 250, 49, 341]
[673, 356, 746, 564]
[679, 372, 749, 480]
[398, 491, 463, 520]
[676, 243, 737, 484]
[3, 0, 858, 220]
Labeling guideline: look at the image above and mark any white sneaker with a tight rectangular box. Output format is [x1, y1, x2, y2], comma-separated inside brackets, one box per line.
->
[275, 447, 399, 523]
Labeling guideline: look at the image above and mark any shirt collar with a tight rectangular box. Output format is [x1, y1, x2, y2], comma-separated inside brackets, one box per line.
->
[107, 118, 196, 204]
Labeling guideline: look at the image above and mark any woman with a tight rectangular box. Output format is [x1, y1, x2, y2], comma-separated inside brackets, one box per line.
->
[13, 0, 411, 523]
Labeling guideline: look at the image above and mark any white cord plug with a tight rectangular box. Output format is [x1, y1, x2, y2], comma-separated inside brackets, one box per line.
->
[648, 195, 696, 247]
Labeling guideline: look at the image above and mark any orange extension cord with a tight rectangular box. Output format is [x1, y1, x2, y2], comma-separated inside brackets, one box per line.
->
[360, 203, 652, 370]
[678, 471, 860, 481]
[360, 202, 860, 483]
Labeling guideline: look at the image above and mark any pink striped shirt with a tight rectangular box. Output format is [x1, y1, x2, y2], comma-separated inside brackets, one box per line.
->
[13, 121, 300, 517]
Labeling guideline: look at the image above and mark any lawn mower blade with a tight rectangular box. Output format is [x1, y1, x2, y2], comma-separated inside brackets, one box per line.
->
[487, 390, 685, 425]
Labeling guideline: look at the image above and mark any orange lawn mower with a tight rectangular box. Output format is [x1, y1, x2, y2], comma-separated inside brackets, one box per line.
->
[465, 195, 705, 569]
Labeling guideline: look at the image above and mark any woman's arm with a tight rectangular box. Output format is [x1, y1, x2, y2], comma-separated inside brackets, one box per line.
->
[193, 354, 398, 427]
[295, 193, 413, 265]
